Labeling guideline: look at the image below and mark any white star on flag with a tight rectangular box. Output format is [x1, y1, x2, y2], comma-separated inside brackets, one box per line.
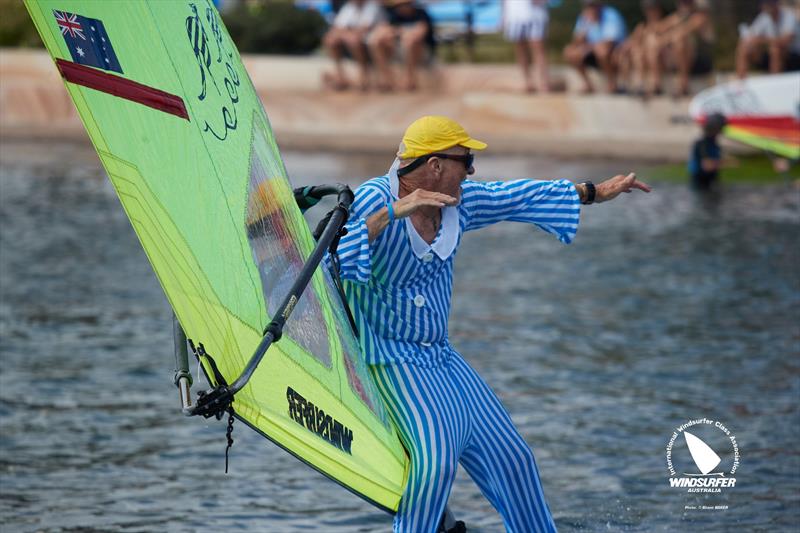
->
[76, 47, 85, 57]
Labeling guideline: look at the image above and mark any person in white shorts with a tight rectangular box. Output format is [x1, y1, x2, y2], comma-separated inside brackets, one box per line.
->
[735, 0, 800, 78]
[323, 0, 385, 90]
[503, 0, 550, 93]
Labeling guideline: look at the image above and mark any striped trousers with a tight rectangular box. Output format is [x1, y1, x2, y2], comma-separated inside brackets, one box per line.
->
[370, 350, 557, 533]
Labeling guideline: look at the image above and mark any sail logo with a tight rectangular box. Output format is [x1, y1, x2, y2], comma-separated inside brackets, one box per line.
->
[287, 387, 354, 454]
[185, 0, 240, 141]
[665, 418, 740, 494]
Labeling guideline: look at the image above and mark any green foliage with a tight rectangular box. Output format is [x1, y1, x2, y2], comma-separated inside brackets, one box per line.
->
[222, 0, 327, 55]
[647, 155, 800, 184]
[0, 0, 43, 48]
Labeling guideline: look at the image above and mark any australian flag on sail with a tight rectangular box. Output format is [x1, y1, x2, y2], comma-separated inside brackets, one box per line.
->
[54, 11, 122, 74]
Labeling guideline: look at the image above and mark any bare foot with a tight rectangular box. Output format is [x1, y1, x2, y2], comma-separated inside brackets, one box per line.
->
[322, 71, 350, 91]
[376, 80, 394, 92]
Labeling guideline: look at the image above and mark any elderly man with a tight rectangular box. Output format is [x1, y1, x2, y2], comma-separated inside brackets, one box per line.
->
[333, 116, 650, 533]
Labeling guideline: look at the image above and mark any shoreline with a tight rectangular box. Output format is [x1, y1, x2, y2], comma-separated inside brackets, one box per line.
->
[0, 49, 748, 162]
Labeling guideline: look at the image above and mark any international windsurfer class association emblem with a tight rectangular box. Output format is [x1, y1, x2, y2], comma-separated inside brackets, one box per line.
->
[665, 418, 740, 495]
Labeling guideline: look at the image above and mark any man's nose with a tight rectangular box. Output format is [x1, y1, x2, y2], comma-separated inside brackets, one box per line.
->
[467, 165, 475, 176]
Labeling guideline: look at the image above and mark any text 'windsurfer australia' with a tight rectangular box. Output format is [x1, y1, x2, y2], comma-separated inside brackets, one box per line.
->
[287, 387, 354, 454]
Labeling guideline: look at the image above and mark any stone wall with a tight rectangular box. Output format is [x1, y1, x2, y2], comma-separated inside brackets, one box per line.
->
[1, 49, 707, 161]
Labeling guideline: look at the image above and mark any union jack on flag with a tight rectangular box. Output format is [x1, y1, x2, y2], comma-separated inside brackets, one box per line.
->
[55, 11, 85, 40]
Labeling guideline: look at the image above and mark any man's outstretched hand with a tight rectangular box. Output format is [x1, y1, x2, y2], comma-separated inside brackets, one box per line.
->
[596, 172, 651, 203]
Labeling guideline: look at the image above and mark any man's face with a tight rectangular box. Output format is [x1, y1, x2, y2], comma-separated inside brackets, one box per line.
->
[431, 146, 473, 201]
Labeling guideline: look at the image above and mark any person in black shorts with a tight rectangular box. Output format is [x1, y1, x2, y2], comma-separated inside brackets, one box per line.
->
[368, 0, 435, 91]
[735, 0, 800, 78]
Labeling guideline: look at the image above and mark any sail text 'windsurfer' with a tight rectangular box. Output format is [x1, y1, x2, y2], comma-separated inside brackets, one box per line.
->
[287, 387, 354, 454]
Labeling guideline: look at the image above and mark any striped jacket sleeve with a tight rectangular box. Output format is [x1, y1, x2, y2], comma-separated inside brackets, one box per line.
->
[327, 181, 388, 284]
[460, 178, 581, 243]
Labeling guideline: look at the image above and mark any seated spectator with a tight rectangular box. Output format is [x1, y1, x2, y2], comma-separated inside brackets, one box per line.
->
[615, 0, 665, 96]
[322, 0, 385, 91]
[368, 0, 435, 91]
[563, 0, 627, 94]
[503, 0, 551, 94]
[646, 0, 714, 97]
[736, 0, 800, 78]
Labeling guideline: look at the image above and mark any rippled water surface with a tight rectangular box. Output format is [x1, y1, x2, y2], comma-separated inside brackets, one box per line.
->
[1, 142, 798, 532]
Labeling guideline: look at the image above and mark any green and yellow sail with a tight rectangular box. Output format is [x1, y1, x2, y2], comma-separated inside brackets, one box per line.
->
[24, 0, 407, 512]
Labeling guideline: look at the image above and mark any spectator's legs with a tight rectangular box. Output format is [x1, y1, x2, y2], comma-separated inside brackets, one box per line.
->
[368, 24, 396, 91]
[736, 39, 757, 80]
[592, 41, 616, 92]
[514, 40, 534, 92]
[323, 28, 351, 90]
[630, 40, 647, 94]
[399, 23, 428, 91]
[530, 39, 550, 93]
[736, 37, 773, 79]
[613, 42, 632, 92]
[342, 31, 371, 90]
[673, 35, 695, 96]
[644, 32, 664, 96]
[768, 40, 787, 74]
[563, 42, 593, 93]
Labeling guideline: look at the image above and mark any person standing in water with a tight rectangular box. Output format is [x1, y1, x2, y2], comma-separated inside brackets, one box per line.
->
[688, 112, 726, 192]
[332, 116, 651, 532]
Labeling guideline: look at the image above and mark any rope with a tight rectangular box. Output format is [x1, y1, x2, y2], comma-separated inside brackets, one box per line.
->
[224, 406, 235, 474]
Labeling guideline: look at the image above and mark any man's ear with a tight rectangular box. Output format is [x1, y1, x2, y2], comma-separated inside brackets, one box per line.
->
[428, 157, 442, 176]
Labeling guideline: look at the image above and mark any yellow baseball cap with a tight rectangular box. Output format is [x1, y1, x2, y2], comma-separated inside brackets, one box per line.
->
[397, 116, 487, 159]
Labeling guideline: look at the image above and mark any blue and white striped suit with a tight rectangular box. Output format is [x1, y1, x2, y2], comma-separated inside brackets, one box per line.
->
[334, 161, 580, 532]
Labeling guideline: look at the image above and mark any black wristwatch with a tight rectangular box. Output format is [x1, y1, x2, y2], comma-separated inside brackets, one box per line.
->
[580, 181, 596, 205]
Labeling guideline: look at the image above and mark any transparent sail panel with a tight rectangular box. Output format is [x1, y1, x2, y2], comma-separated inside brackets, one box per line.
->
[245, 126, 331, 368]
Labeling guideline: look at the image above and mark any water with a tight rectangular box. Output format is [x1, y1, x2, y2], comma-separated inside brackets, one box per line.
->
[1, 141, 798, 532]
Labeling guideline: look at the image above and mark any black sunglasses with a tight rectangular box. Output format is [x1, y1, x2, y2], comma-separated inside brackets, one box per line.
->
[397, 153, 474, 177]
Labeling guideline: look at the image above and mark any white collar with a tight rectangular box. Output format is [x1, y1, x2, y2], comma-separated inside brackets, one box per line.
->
[388, 159, 459, 261]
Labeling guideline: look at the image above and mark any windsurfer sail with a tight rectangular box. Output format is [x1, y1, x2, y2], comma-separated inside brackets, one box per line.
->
[24, 0, 408, 513]
[689, 72, 800, 161]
